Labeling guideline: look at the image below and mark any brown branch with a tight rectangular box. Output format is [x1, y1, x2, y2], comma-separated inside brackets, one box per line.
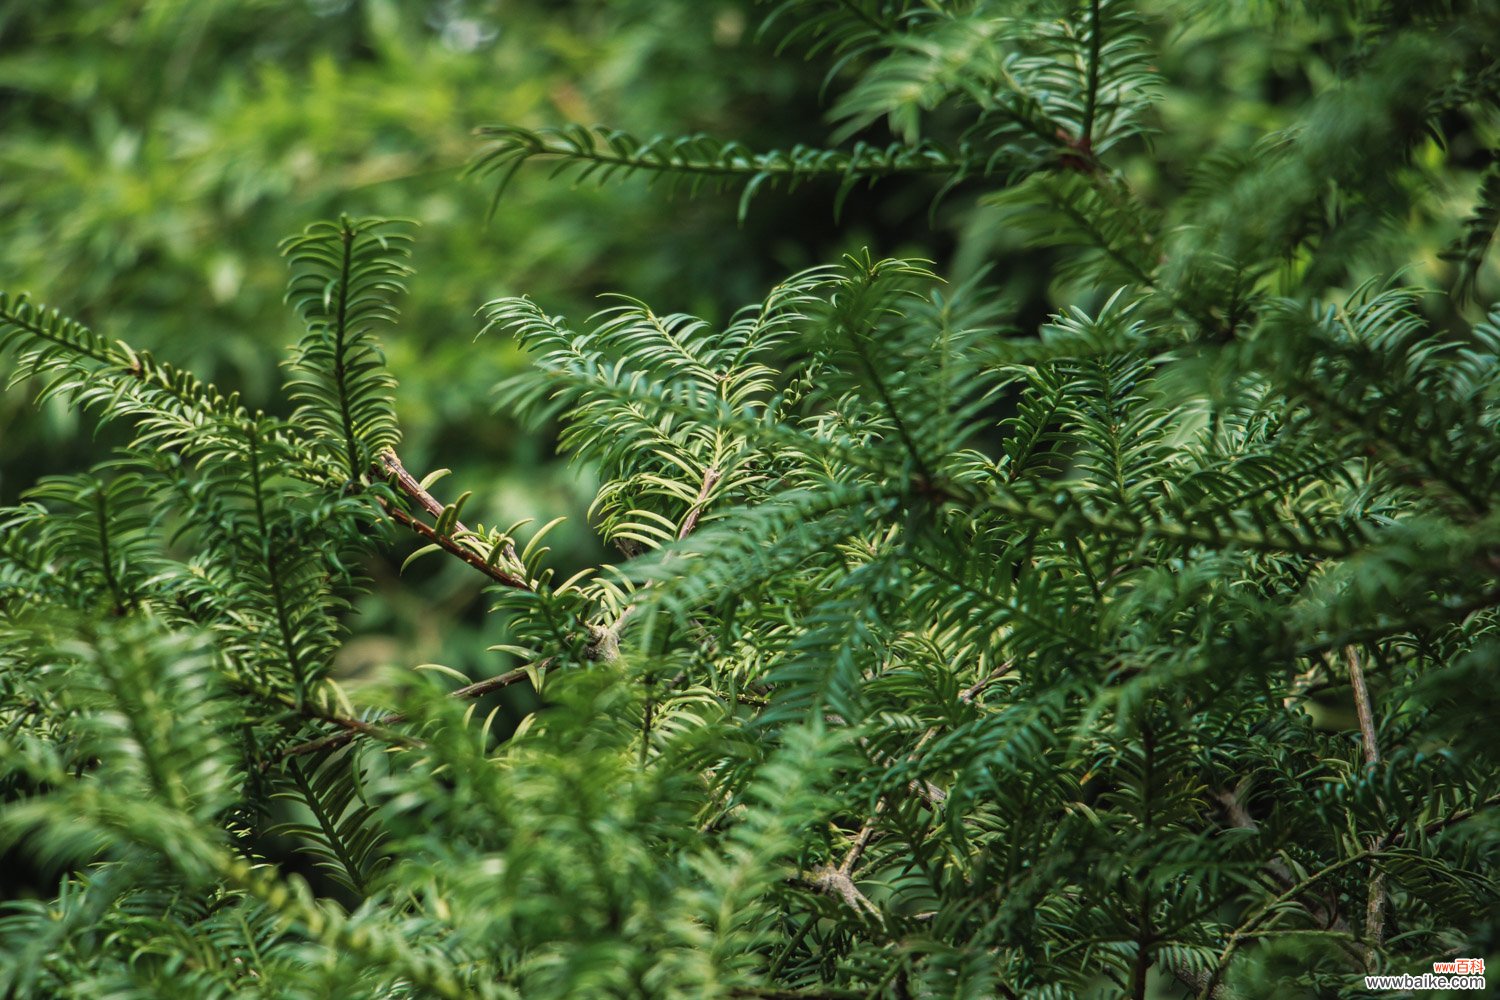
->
[274, 664, 541, 763]
[449, 664, 544, 699]
[383, 505, 530, 589]
[378, 448, 507, 553]
[1267, 642, 1474, 960]
[837, 796, 889, 879]
[677, 465, 723, 540]
[1380, 793, 1500, 849]
[1345, 647, 1381, 772]
[811, 666, 1010, 923]
[281, 449, 665, 765]
[1212, 784, 1349, 933]
[1214, 788, 1301, 892]
[1198, 848, 1379, 999]
[959, 670, 1004, 705]
[257, 692, 425, 767]
[597, 464, 723, 650]
[378, 453, 631, 659]
[317, 458, 724, 769]
[377, 449, 450, 521]
[376, 449, 527, 588]
[842, 669, 1004, 869]
[273, 715, 421, 761]
[1344, 645, 1386, 963]
[1170, 963, 1241, 1000]
[806, 860, 883, 923]
[1200, 784, 1500, 997]
[1198, 761, 1500, 998]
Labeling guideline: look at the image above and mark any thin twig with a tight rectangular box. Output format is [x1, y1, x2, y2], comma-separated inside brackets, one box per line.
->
[274, 716, 419, 761]
[1345, 646, 1381, 771]
[1198, 849, 1378, 999]
[634, 465, 722, 765]
[274, 665, 540, 762]
[839, 799, 890, 877]
[1198, 778, 1500, 999]
[449, 664, 544, 700]
[378, 448, 513, 557]
[811, 667, 1009, 922]
[1198, 785, 1500, 998]
[383, 505, 530, 589]
[1170, 962, 1240, 1000]
[287, 453, 698, 766]
[1212, 784, 1347, 932]
[307, 462, 721, 766]
[843, 669, 1002, 870]
[601, 464, 722, 650]
[677, 465, 723, 540]
[259, 699, 424, 766]
[376, 449, 526, 587]
[1380, 793, 1500, 849]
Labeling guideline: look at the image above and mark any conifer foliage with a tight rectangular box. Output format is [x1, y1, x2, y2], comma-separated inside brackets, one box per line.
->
[3, 2, 1500, 998]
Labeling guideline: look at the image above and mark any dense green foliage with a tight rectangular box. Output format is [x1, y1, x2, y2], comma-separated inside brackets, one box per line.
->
[3, 2, 1500, 998]
[0, 0, 861, 701]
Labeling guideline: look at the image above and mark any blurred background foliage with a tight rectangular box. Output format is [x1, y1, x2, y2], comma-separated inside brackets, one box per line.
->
[1, 0, 828, 687]
[3, 0, 1495, 692]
